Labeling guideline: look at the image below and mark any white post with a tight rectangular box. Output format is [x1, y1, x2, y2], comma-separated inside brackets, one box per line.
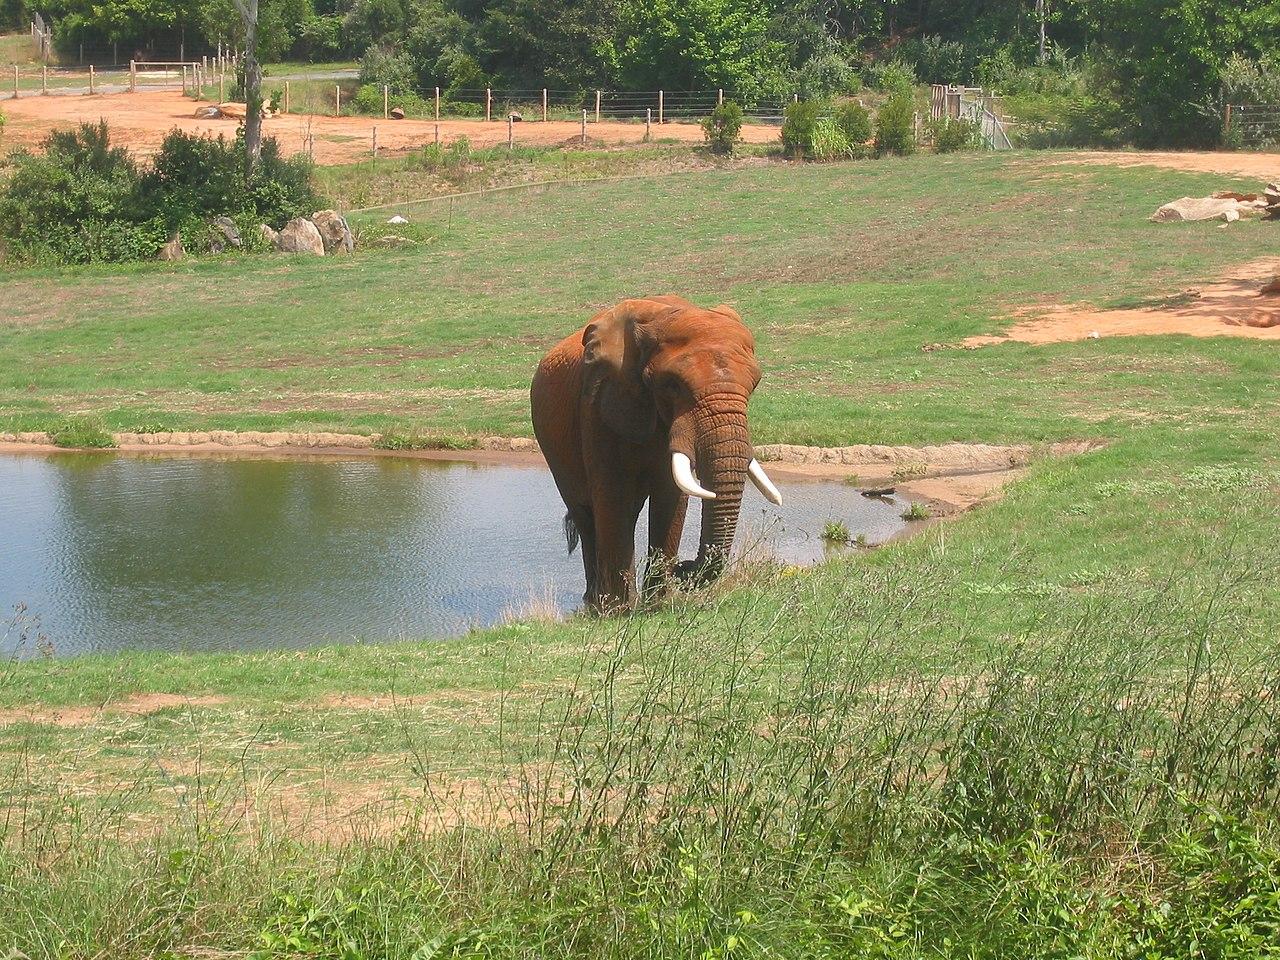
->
[182, 65, 188, 95]
[335, 84, 340, 116]
[718, 88, 723, 106]
[542, 88, 547, 121]
[595, 89, 600, 123]
[507, 114, 513, 148]
[581, 109, 586, 144]
[219, 69, 224, 103]
[12, 65, 17, 99]
[645, 107, 651, 140]
[373, 125, 378, 158]
[658, 89, 664, 124]
[129, 60, 137, 93]
[434, 86, 440, 120]
[485, 87, 491, 122]
[89, 64, 95, 95]
[41, 64, 47, 95]
[382, 84, 388, 119]
[284, 80, 290, 113]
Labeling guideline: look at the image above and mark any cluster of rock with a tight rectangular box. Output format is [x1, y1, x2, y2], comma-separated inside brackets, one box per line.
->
[1150, 184, 1280, 223]
[260, 210, 355, 256]
[157, 210, 354, 261]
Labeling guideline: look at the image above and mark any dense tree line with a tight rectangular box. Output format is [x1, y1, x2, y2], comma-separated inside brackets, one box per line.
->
[8, 0, 1280, 145]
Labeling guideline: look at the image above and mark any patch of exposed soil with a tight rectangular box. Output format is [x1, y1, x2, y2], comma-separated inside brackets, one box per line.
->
[0, 693, 227, 728]
[1, 90, 779, 164]
[1049, 150, 1280, 180]
[964, 259, 1280, 348]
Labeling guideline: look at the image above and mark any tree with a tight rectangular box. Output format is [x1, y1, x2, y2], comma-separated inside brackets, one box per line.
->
[230, 0, 263, 173]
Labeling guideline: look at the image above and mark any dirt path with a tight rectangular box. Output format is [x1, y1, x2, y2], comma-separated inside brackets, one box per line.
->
[1059, 150, 1280, 180]
[965, 258, 1280, 348]
[0, 89, 779, 162]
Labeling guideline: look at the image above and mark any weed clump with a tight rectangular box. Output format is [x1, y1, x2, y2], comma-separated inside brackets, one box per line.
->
[49, 417, 115, 449]
[875, 91, 918, 156]
[701, 101, 744, 154]
[902, 500, 931, 520]
[822, 519, 852, 542]
[375, 430, 480, 451]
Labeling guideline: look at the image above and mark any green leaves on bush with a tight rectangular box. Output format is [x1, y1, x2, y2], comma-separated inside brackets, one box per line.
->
[701, 101, 743, 154]
[834, 100, 872, 145]
[780, 100, 821, 158]
[808, 118, 851, 161]
[0, 122, 322, 266]
[931, 116, 979, 153]
[874, 91, 917, 156]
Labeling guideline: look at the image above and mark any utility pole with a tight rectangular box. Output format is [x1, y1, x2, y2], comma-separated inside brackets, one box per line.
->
[230, 0, 262, 175]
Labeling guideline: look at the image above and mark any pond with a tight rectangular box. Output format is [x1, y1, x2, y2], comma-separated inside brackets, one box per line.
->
[0, 452, 907, 657]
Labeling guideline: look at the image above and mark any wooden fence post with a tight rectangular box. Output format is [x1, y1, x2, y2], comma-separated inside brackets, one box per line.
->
[42, 64, 47, 95]
[129, 60, 136, 92]
[284, 80, 290, 113]
[372, 125, 378, 158]
[485, 87, 491, 122]
[335, 84, 340, 116]
[581, 109, 586, 144]
[383, 84, 388, 119]
[508, 114, 513, 148]
[434, 123, 440, 145]
[595, 89, 601, 123]
[645, 107, 651, 140]
[1224, 102, 1233, 134]
[434, 86, 440, 120]
[12, 65, 18, 99]
[718, 88, 723, 106]
[658, 90, 663, 124]
[182, 65, 188, 95]
[89, 64, 95, 95]
[542, 88, 547, 121]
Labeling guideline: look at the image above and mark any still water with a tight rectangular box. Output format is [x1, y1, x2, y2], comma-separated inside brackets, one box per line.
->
[0, 453, 906, 657]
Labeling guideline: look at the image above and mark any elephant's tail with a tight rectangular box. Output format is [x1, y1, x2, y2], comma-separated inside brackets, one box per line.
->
[563, 513, 580, 555]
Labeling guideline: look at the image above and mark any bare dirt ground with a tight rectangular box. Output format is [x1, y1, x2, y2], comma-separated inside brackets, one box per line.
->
[964, 258, 1280, 348]
[1060, 150, 1280, 180]
[0, 89, 779, 162]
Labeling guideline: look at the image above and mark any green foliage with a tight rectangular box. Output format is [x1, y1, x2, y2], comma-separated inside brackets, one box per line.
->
[808, 117, 851, 161]
[375, 429, 479, 450]
[701, 100, 743, 154]
[930, 115, 978, 153]
[821, 519, 851, 542]
[833, 99, 871, 145]
[866, 59, 917, 96]
[0, 122, 320, 265]
[780, 100, 820, 158]
[874, 91, 916, 156]
[1014, 93, 1130, 148]
[893, 34, 978, 85]
[49, 416, 115, 449]
[901, 500, 931, 520]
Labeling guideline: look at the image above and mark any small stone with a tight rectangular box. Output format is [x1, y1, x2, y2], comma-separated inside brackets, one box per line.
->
[387, 215, 409, 224]
[390, 106, 405, 120]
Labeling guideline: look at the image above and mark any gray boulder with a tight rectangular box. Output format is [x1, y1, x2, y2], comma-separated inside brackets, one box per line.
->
[1150, 196, 1254, 223]
[211, 216, 242, 251]
[311, 209, 355, 254]
[277, 217, 325, 255]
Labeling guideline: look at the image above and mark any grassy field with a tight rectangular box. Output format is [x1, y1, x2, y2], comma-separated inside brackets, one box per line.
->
[1, 151, 1280, 956]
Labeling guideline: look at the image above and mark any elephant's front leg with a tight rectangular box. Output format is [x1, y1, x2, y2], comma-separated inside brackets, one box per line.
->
[644, 477, 688, 598]
[589, 481, 646, 611]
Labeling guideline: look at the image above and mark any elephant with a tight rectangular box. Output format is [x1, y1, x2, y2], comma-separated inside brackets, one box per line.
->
[530, 295, 783, 611]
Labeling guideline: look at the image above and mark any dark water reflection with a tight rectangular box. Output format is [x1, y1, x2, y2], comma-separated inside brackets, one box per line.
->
[0, 453, 906, 657]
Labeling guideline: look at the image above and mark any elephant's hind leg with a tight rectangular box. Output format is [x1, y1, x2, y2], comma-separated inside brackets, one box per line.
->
[569, 506, 598, 608]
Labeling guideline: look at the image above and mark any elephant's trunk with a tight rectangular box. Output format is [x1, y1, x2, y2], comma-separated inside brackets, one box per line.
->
[689, 393, 751, 576]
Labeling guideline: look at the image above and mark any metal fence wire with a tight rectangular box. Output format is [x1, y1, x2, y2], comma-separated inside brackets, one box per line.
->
[1228, 104, 1280, 149]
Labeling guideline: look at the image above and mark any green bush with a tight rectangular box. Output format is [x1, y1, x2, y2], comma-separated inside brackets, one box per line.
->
[701, 101, 743, 154]
[0, 122, 322, 265]
[931, 116, 979, 153]
[866, 59, 917, 96]
[874, 91, 916, 156]
[780, 100, 821, 158]
[352, 83, 431, 118]
[809, 117, 851, 161]
[833, 99, 872, 146]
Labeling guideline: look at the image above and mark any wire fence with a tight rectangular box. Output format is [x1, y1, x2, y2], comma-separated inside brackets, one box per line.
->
[1227, 104, 1280, 149]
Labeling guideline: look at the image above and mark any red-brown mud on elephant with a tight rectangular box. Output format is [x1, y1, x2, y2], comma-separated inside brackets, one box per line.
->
[963, 258, 1280, 348]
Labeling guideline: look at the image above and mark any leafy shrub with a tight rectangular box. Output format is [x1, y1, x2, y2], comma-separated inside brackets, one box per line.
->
[866, 59, 917, 96]
[809, 118, 851, 161]
[701, 101, 743, 154]
[833, 100, 872, 146]
[1015, 94, 1129, 148]
[895, 34, 977, 85]
[1221, 53, 1280, 106]
[358, 43, 416, 94]
[780, 101, 821, 158]
[795, 48, 861, 100]
[931, 116, 979, 152]
[49, 416, 115, 449]
[352, 83, 431, 118]
[874, 91, 916, 156]
[0, 122, 322, 265]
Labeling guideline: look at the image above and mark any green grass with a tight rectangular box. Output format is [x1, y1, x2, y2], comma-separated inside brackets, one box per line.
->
[2, 150, 1280, 956]
[46, 414, 116, 448]
[900, 500, 931, 520]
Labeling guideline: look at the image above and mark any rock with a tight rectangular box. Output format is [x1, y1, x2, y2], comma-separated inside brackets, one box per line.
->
[277, 217, 325, 255]
[216, 101, 246, 120]
[311, 209, 354, 255]
[390, 106, 405, 120]
[509, 111, 523, 122]
[212, 216, 242, 249]
[158, 232, 185, 261]
[387, 214, 409, 224]
[1150, 196, 1254, 223]
[193, 105, 221, 119]
[259, 223, 279, 248]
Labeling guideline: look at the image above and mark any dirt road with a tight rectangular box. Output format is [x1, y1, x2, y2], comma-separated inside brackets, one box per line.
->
[0, 89, 779, 162]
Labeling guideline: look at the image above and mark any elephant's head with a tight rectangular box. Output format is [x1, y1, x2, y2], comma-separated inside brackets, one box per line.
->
[582, 296, 782, 578]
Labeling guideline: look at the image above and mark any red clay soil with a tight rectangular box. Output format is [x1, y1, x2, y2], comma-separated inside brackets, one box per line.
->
[0, 89, 779, 163]
[964, 259, 1280, 348]
[1059, 150, 1280, 180]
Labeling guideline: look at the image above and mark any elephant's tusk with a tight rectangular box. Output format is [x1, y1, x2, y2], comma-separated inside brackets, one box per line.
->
[748, 459, 784, 506]
[672, 452, 716, 500]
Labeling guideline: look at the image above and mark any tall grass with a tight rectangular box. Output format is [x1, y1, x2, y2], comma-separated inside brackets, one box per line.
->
[2, 552, 1279, 956]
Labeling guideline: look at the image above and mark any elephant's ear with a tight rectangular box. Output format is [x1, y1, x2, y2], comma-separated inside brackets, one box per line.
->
[582, 301, 665, 440]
